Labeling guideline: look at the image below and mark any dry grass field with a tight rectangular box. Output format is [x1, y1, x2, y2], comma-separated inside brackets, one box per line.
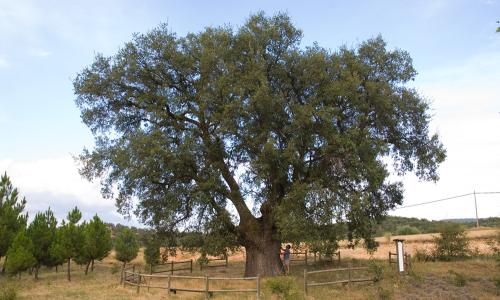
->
[1, 227, 499, 300]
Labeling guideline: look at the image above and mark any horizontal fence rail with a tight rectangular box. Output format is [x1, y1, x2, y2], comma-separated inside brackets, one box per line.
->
[150, 259, 193, 274]
[122, 270, 260, 299]
[200, 256, 228, 270]
[304, 265, 375, 296]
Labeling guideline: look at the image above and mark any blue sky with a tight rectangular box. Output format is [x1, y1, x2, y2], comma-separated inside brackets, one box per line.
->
[0, 0, 499, 225]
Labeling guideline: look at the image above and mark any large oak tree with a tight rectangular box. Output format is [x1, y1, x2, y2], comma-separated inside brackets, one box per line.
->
[74, 13, 445, 276]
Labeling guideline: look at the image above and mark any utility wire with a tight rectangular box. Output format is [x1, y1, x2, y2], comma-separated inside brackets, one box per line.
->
[393, 191, 500, 210]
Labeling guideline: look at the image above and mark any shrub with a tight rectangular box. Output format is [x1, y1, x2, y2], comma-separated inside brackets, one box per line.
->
[414, 248, 433, 262]
[432, 224, 469, 260]
[493, 276, 500, 291]
[395, 225, 420, 236]
[265, 276, 298, 300]
[369, 260, 384, 282]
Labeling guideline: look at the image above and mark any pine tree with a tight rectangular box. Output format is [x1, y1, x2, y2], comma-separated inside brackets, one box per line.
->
[5, 229, 35, 277]
[55, 207, 84, 281]
[143, 233, 160, 273]
[26, 208, 58, 279]
[0, 173, 28, 273]
[114, 228, 139, 271]
[84, 215, 112, 273]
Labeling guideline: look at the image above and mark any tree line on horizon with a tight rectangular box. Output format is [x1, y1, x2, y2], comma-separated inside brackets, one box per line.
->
[0, 172, 141, 281]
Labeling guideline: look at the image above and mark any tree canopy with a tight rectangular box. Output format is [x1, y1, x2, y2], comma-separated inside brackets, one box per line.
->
[74, 12, 446, 276]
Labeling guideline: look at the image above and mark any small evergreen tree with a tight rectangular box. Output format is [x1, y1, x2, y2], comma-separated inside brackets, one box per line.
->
[114, 228, 139, 270]
[5, 229, 35, 277]
[55, 207, 84, 281]
[76, 215, 112, 274]
[143, 233, 161, 273]
[0, 173, 28, 273]
[26, 208, 57, 279]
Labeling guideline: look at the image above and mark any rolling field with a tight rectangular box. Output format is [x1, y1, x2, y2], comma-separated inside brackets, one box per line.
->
[1, 227, 499, 299]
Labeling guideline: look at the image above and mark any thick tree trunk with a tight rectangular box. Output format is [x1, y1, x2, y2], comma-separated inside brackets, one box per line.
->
[241, 214, 284, 277]
[67, 258, 71, 281]
[244, 240, 284, 277]
[85, 261, 90, 275]
[34, 266, 39, 279]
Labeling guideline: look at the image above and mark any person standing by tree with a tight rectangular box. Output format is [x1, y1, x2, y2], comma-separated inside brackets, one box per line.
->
[280, 245, 291, 275]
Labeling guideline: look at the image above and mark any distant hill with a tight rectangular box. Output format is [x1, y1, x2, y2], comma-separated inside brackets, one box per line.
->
[375, 216, 500, 236]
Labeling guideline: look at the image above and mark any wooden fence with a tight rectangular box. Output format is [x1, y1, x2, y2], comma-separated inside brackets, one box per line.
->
[200, 256, 228, 271]
[120, 265, 136, 284]
[313, 251, 341, 264]
[388, 252, 411, 269]
[290, 251, 309, 265]
[303, 265, 375, 296]
[123, 271, 260, 299]
[151, 259, 193, 274]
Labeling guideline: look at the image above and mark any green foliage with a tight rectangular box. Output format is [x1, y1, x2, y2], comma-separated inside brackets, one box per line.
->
[395, 225, 421, 236]
[114, 228, 139, 264]
[76, 215, 112, 269]
[433, 224, 469, 260]
[265, 277, 298, 300]
[26, 208, 57, 272]
[0, 173, 28, 259]
[143, 233, 161, 269]
[414, 248, 433, 262]
[376, 287, 393, 300]
[5, 230, 35, 275]
[369, 260, 384, 282]
[73, 12, 446, 274]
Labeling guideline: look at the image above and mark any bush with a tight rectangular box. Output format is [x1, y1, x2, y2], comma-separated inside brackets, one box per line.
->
[433, 224, 469, 260]
[369, 260, 384, 282]
[265, 277, 298, 300]
[414, 248, 433, 262]
[395, 225, 421, 236]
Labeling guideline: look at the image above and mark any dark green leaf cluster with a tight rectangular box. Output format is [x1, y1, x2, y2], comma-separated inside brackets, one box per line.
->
[114, 228, 139, 264]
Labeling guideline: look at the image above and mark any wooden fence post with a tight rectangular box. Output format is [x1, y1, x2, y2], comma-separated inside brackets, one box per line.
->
[225, 255, 228, 267]
[190, 259, 193, 273]
[348, 265, 351, 285]
[305, 250, 308, 266]
[303, 269, 308, 296]
[136, 274, 141, 294]
[150, 263, 153, 275]
[205, 275, 209, 300]
[256, 274, 261, 300]
[388, 252, 391, 264]
[167, 275, 171, 296]
[171, 261, 174, 275]
[314, 252, 316, 263]
[337, 251, 341, 265]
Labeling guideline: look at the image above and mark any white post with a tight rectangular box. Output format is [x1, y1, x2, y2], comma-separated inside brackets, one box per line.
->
[395, 239, 405, 273]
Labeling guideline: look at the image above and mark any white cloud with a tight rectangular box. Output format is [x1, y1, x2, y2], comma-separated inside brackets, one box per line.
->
[394, 51, 500, 220]
[30, 49, 52, 57]
[0, 155, 141, 226]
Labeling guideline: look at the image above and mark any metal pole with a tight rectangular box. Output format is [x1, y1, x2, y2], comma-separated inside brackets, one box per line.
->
[474, 190, 479, 228]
